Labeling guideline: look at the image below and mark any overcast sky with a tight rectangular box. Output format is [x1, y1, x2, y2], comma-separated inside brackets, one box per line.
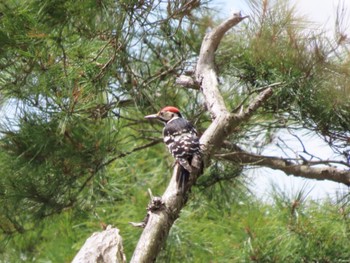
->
[211, 0, 350, 201]
[215, 0, 350, 35]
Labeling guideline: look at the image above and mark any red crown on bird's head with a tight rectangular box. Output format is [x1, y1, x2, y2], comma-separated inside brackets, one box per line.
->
[160, 106, 180, 113]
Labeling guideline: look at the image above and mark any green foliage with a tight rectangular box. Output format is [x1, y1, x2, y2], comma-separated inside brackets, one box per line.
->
[0, 0, 208, 229]
[0, 0, 210, 259]
[0, 145, 171, 261]
[217, 0, 350, 149]
[159, 182, 350, 262]
[0, 113, 117, 223]
[2, 158, 349, 263]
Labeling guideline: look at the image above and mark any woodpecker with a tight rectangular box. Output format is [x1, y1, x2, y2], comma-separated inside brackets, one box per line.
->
[145, 106, 202, 190]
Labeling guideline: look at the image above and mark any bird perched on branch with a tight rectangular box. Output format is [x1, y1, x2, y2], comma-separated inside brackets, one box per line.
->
[145, 106, 202, 191]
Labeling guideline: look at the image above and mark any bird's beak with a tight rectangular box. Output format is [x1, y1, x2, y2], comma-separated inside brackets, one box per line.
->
[144, 113, 158, 119]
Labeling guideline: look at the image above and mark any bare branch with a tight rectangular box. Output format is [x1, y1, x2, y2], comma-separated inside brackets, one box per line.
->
[195, 13, 274, 164]
[232, 82, 284, 113]
[101, 140, 162, 168]
[216, 150, 350, 186]
[199, 87, 274, 164]
[196, 13, 248, 117]
[235, 87, 273, 122]
[175, 75, 199, 89]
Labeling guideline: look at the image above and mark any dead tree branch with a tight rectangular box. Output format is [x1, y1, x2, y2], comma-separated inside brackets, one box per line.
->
[130, 165, 185, 262]
[216, 150, 350, 186]
[175, 75, 198, 89]
[194, 13, 273, 165]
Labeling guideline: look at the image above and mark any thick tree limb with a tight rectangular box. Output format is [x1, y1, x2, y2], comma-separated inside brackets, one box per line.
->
[216, 150, 350, 186]
[196, 12, 249, 118]
[130, 165, 186, 263]
[195, 12, 271, 164]
[199, 87, 274, 163]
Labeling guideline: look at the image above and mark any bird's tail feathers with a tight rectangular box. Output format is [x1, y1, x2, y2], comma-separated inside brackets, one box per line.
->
[176, 166, 190, 193]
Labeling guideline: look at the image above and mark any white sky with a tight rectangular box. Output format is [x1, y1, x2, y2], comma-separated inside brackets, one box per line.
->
[211, 0, 350, 200]
[215, 0, 350, 36]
